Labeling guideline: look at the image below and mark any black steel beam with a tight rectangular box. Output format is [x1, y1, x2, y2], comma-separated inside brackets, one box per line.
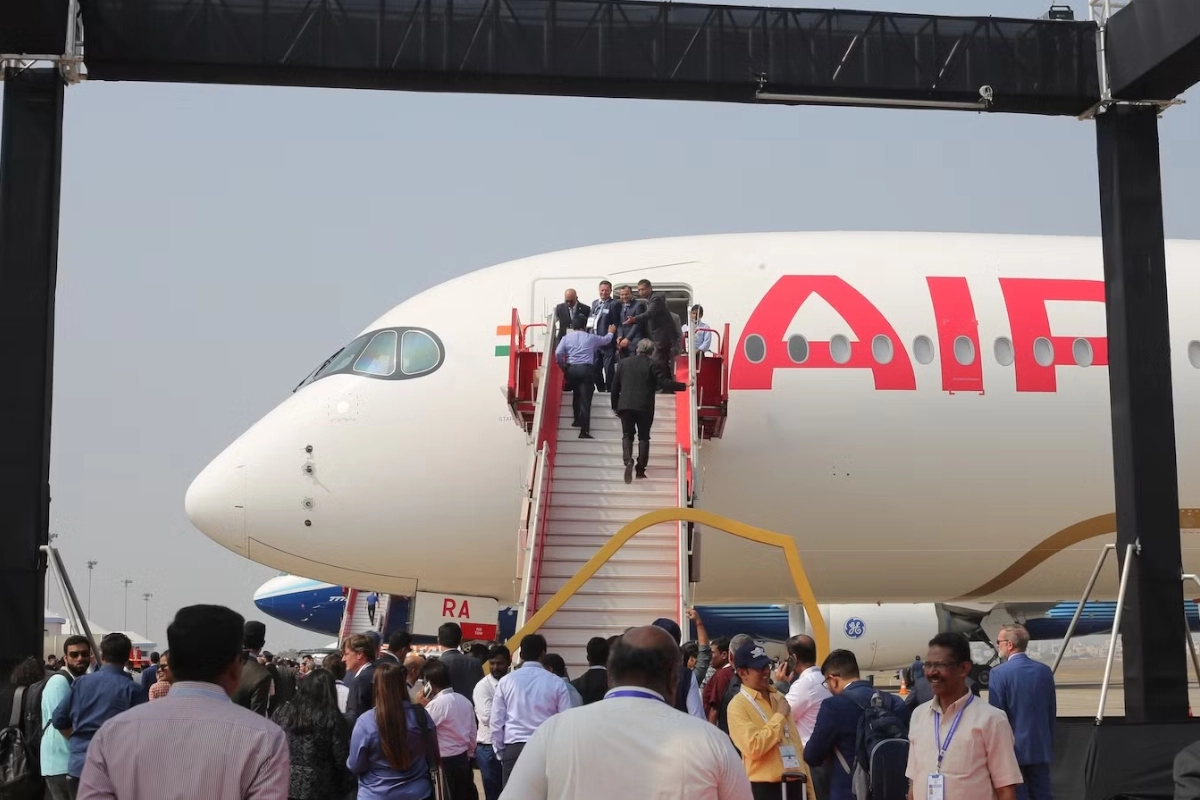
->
[0, 0, 69, 55]
[0, 67, 64, 680]
[1108, 0, 1200, 101]
[80, 0, 1101, 116]
[1095, 104, 1189, 723]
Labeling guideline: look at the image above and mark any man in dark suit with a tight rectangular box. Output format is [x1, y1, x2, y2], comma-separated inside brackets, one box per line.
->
[611, 339, 687, 483]
[590, 280, 621, 391]
[614, 285, 646, 363]
[436, 622, 485, 703]
[231, 621, 274, 716]
[554, 288, 590, 342]
[343, 632, 379, 723]
[988, 624, 1056, 800]
[804, 649, 910, 800]
[625, 279, 682, 378]
[571, 637, 611, 704]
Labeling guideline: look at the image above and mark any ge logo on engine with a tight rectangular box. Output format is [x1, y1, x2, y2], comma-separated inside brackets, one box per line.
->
[844, 617, 866, 639]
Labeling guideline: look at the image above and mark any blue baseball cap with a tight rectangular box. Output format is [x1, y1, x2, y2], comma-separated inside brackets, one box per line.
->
[734, 640, 771, 670]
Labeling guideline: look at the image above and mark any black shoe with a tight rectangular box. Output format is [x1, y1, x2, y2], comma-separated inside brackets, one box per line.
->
[635, 468, 647, 479]
[571, 420, 581, 428]
[579, 432, 594, 439]
[624, 463, 633, 484]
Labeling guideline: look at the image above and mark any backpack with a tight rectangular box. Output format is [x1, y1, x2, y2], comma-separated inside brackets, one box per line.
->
[0, 687, 31, 791]
[22, 670, 74, 777]
[835, 689, 909, 800]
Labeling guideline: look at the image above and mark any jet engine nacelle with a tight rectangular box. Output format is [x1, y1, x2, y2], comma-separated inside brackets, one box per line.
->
[819, 603, 946, 670]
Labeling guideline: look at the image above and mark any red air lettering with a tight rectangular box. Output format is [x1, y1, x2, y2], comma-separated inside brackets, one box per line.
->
[730, 276, 916, 391]
[442, 598, 455, 617]
[999, 278, 1108, 393]
[441, 598, 472, 618]
[459, 600, 470, 618]
[927, 277, 983, 394]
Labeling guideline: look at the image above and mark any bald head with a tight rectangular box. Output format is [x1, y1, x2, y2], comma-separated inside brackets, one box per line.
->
[786, 634, 818, 670]
[564, 289, 577, 304]
[609, 625, 682, 700]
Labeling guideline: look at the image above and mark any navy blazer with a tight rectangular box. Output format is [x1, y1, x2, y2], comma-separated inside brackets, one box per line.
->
[987, 653, 1056, 765]
[803, 681, 910, 800]
[345, 661, 378, 725]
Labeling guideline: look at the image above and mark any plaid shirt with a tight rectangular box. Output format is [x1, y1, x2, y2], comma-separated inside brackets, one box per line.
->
[149, 680, 171, 700]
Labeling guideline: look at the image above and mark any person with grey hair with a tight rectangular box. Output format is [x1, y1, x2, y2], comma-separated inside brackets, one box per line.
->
[988, 624, 1056, 800]
[610, 337, 687, 483]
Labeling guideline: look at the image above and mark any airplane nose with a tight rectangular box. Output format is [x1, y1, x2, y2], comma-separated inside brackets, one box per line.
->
[185, 456, 248, 556]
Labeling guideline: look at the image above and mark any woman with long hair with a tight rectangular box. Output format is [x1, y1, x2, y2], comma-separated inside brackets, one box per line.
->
[271, 667, 353, 800]
[347, 661, 440, 800]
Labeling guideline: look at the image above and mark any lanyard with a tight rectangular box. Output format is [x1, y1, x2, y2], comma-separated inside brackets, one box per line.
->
[933, 694, 973, 773]
[740, 689, 791, 743]
[606, 689, 667, 704]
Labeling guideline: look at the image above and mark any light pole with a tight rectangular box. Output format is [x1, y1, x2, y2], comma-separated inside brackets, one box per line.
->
[44, 532, 59, 608]
[121, 579, 134, 630]
[86, 560, 98, 617]
[142, 593, 152, 636]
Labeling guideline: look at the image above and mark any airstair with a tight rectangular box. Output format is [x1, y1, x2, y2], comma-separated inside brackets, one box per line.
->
[506, 309, 730, 671]
[338, 588, 389, 643]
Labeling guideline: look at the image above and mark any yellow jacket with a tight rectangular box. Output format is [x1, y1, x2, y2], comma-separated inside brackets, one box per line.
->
[727, 683, 804, 783]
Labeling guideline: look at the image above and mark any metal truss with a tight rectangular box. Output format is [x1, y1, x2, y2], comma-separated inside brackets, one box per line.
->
[78, 0, 1101, 116]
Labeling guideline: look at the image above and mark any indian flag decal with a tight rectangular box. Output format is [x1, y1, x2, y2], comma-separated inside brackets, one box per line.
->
[495, 325, 512, 357]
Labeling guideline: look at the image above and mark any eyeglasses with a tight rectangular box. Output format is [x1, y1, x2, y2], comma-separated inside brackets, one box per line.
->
[922, 662, 958, 671]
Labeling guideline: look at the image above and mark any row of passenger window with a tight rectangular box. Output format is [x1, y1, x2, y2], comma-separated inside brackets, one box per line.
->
[743, 333, 1105, 368]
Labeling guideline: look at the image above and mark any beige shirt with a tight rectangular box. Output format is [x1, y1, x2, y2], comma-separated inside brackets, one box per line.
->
[905, 691, 1023, 799]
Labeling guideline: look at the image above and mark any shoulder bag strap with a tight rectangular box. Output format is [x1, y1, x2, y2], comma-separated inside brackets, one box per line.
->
[9, 687, 25, 727]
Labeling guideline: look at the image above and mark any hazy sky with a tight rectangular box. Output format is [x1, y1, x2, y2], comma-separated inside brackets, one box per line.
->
[14, 0, 1200, 651]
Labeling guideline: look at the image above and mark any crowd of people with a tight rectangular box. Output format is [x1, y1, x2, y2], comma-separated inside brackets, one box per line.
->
[0, 602, 1065, 800]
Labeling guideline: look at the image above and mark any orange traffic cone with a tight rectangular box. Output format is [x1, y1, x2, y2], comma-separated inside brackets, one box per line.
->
[899, 673, 909, 698]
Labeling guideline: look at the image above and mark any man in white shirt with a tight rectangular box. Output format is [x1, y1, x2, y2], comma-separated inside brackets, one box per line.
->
[782, 634, 831, 800]
[474, 645, 512, 800]
[500, 626, 752, 800]
[420, 658, 478, 800]
[490, 634, 572, 787]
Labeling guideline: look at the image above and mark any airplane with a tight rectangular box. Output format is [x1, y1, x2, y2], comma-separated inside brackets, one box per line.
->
[252, 573, 1200, 673]
[187, 231, 1200, 672]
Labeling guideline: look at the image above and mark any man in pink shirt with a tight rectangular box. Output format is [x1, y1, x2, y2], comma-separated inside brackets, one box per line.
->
[78, 605, 290, 800]
[906, 633, 1022, 800]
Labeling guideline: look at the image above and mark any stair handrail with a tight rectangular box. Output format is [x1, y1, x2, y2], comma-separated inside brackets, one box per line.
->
[337, 587, 356, 645]
[676, 445, 691, 628]
[526, 312, 555, 448]
[517, 445, 549, 630]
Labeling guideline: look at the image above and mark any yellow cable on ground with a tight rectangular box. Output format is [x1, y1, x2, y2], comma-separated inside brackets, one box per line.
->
[508, 507, 829, 658]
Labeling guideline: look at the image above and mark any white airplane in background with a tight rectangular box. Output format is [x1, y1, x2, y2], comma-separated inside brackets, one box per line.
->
[186, 231, 1200, 664]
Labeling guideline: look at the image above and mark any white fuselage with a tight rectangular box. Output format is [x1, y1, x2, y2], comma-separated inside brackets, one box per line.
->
[185, 232, 1200, 607]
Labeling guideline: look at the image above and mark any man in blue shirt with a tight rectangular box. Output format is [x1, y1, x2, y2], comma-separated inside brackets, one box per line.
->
[140, 651, 160, 691]
[988, 624, 1056, 800]
[555, 319, 615, 439]
[53, 632, 147, 783]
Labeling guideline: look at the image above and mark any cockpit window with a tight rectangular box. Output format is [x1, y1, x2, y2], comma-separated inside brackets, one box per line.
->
[354, 331, 399, 376]
[401, 330, 439, 376]
[294, 327, 445, 390]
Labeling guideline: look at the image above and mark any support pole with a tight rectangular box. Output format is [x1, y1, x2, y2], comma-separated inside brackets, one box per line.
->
[1096, 104, 1189, 722]
[1052, 544, 1113, 674]
[0, 66, 64, 680]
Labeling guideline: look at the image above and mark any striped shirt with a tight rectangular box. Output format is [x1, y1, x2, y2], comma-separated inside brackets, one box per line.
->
[77, 681, 289, 800]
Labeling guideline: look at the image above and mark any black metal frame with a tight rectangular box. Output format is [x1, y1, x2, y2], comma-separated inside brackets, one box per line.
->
[79, 0, 1099, 114]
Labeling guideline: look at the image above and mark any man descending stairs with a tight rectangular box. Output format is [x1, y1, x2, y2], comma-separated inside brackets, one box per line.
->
[611, 339, 689, 483]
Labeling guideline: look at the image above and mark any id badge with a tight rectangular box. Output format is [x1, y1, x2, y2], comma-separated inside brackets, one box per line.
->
[779, 744, 802, 773]
[927, 773, 945, 800]
[586, 315, 598, 331]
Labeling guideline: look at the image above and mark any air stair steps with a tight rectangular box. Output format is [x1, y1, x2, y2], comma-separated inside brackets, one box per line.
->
[531, 393, 681, 674]
[339, 588, 386, 642]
